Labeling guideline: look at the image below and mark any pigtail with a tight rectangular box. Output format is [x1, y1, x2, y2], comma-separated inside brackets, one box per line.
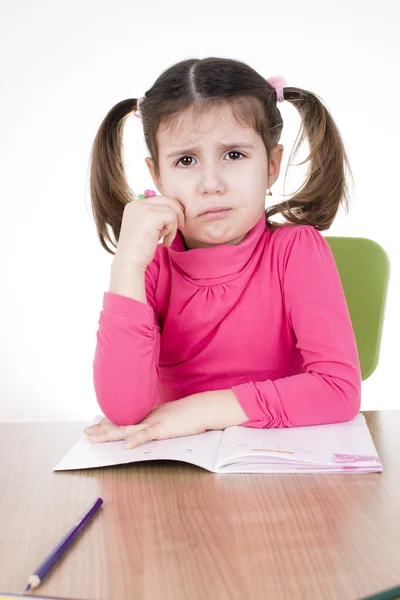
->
[265, 88, 354, 232]
[89, 99, 140, 255]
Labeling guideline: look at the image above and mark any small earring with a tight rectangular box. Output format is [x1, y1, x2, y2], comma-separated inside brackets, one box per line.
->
[266, 189, 272, 196]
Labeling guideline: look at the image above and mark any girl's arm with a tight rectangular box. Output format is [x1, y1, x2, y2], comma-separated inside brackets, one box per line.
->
[108, 259, 147, 303]
[92, 258, 161, 426]
[229, 226, 362, 429]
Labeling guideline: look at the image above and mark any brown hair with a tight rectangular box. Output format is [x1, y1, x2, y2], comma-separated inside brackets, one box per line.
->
[89, 57, 354, 255]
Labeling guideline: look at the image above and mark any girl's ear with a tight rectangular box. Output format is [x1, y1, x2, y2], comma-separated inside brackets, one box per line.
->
[145, 157, 164, 195]
[268, 144, 284, 188]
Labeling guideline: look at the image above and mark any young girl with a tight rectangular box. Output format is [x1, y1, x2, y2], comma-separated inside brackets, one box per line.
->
[84, 56, 361, 450]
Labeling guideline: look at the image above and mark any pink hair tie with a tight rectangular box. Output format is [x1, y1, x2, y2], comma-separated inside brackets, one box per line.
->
[266, 76, 288, 103]
[134, 96, 145, 119]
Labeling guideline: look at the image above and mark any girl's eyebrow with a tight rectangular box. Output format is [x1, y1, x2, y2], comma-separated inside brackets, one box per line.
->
[166, 142, 256, 159]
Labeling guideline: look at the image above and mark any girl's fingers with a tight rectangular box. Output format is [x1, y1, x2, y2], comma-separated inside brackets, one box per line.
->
[142, 198, 185, 227]
[124, 423, 168, 449]
[88, 422, 151, 443]
[84, 417, 111, 435]
[124, 426, 154, 449]
[86, 421, 125, 442]
[163, 223, 178, 248]
[84, 424, 100, 435]
[88, 425, 126, 443]
[144, 197, 185, 228]
[84, 423, 105, 436]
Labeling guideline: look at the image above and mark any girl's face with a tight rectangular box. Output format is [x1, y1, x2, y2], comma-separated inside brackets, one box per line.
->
[145, 104, 283, 249]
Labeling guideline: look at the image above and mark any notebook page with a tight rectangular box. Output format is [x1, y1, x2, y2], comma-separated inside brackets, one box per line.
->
[213, 462, 381, 474]
[215, 413, 381, 471]
[53, 416, 223, 472]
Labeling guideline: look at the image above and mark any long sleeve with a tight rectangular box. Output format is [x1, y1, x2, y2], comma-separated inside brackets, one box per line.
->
[93, 260, 161, 426]
[231, 226, 362, 429]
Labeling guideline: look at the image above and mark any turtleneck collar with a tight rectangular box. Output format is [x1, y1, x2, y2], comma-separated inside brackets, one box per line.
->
[168, 213, 267, 281]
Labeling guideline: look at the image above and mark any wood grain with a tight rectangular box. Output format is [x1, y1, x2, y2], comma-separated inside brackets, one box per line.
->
[0, 410, 399, 600]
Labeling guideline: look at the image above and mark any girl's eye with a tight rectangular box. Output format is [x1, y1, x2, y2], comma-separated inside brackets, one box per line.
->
[175, 150, 245, 168]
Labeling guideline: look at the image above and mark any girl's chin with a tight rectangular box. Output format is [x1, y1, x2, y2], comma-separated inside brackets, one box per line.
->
[184, 227, 245, 249]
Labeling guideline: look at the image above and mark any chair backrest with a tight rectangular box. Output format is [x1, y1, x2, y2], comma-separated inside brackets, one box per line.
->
[324, 236, 390, 381]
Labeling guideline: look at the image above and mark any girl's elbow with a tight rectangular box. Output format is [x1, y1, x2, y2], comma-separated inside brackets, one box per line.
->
[325, 371, 361, 422]
[99, 403, 151, 427]
[343, 380, 362, 421]
[95, 385, 158, 426]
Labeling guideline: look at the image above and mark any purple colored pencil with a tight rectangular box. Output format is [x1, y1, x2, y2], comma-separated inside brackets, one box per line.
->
[25, 497, 103, 591]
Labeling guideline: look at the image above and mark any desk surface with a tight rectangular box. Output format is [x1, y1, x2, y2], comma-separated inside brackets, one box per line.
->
[1, 410, 400, 600]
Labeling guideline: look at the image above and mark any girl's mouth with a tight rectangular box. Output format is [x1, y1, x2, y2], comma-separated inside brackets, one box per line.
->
[198, 208, 232, 220]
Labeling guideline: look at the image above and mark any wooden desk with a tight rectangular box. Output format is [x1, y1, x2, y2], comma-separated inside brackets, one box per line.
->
[0, 410, 399, 600]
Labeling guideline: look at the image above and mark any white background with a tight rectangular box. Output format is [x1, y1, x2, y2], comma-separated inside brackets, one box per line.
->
[1, 0, 398, 422]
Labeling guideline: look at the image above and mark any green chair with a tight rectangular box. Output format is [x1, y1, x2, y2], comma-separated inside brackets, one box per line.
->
[324, 236, 390, 380]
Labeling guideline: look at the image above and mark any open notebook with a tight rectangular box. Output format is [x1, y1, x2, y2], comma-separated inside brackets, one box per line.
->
[53, 413, 382, 474]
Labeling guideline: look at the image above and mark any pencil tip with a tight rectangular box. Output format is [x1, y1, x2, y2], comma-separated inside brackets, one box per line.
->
[25, 584, 31, 592]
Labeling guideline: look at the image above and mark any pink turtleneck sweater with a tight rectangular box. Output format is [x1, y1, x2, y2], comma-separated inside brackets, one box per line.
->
[93, 214, 362, 428]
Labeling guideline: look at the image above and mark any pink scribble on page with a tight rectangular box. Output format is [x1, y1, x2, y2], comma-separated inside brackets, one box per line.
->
[332, 453, 380, 463]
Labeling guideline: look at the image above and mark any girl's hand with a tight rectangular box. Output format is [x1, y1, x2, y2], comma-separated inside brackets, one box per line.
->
[115, 194, 186, 271]
[83, 394, 209, 450]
